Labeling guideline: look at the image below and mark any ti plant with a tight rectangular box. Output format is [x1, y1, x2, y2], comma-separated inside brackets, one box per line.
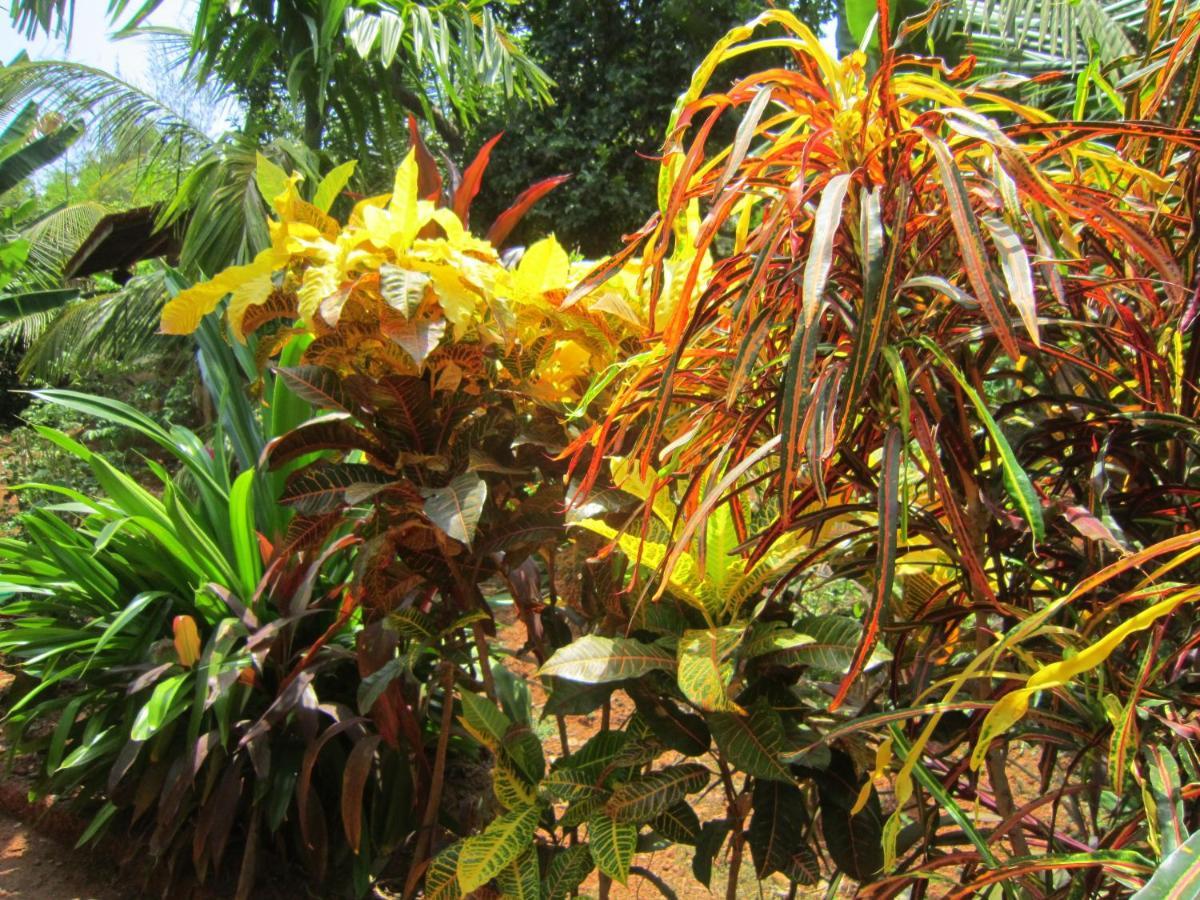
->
[0, 385, 416, 898]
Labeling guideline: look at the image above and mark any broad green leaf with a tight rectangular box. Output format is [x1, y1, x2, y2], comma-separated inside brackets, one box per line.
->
[495, 847, 540, 900]
[588, 812, 637, 885]
[759, 615, 883, 674]
[630, 688, 711, 756]
[255, 152, 290, 205]
[693, 819, 731, 887]
[649, 801, 702, 845]
[703, 501, 740, 595]
[542, 844, 594, 900]
[130, 673, 188, 741]
[313, 159, 357, 213]
[542, 676, 616, 716]
[228, 468, 260, 595]
[459, 691, 511, 751]
[816, 750, 883, 882]
[543, 767, 601, 803]
[457, 805, 541, 893]
[1133, 828, 1200, 899]
[709, 703, 792, 782]
[357, 658, 403, 714]
[539, 635, 674, 684]
[748, 780, 809, 878]
[606, 763, 709, 824]
[503, 725, 546, 784]
[677, 626, 744, 712]
[557, 730, 630, 780]
[425, 842, 462, 900]
[493, 756, 538, 810]
[423, 474, 487, 546]
[561, 792, 608, 828]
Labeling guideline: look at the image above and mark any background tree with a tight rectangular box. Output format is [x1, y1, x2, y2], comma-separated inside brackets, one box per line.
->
[468, 0, 836, 256]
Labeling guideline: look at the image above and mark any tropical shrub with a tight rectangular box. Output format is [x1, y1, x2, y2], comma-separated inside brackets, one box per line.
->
[0, 366, 414, 895]
[548, 5, 1200, 896]
[156, 126, 653, 893]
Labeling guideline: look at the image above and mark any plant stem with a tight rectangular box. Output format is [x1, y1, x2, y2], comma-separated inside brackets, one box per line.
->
[402, 663, 456, 900]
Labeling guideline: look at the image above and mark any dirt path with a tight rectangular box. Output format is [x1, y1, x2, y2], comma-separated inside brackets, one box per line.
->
[0, 810, 127, 900]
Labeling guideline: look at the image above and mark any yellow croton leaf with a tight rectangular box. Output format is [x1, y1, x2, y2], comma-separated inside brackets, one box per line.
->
[358, 150, 433, 254]
[273, 175, 339, 239]
[160, 244, 286, 338]
[969, 589, 1194, 771]
[530, 339, 592, 400]
[511, 236, 569, 306]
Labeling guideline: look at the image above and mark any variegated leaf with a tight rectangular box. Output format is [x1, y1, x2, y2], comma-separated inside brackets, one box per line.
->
[457, 805, 540, 893]
[677, 626, 744, 712]
[606, 764, 710, 824]
[588, 812, 637, 885]
[540, 635, 674, 684]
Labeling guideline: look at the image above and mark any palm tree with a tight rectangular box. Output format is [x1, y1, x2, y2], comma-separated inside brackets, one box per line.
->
[930, 0, 1143, 71]
[9, 0, 552, 154]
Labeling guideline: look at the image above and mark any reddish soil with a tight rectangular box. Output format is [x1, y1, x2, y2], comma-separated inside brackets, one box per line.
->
[0, 807, 128, 900]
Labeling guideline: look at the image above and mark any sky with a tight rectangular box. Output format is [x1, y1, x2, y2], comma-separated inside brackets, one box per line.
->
[0, 0, 197, 88]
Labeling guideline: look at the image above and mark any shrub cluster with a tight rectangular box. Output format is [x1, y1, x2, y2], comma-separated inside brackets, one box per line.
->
[3, 7, 1200, 899]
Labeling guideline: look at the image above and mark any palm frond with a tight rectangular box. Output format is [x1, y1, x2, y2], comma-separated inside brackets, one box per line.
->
[0, 305, 59, 350]
[0, 118, 82, 195]
[7, 1, 165, 41]
[0, 60, 211, 164]
[162, 135, 324, 275]
[931, 0, 1154, 72]
[19, 200, 111, 287]
[18, 268, 185, 381]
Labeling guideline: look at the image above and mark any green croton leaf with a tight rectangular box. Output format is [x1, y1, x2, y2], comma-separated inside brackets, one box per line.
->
[588, 812, 637, 884]
[495, 847, 541, 900]
[606, 763, 710, 824]
[677, 626, 744, 712]
[492, 755, 537, 810]
[425, 842, 462, 900]
[649, 801, 702, 845]
[542, 844, 595, 900]
[457, 804, 541, 893]
[747, 780, 810, 878]
[423, 473, 487, 546]
[693, 819, 732, 887]
[708, 702, 793, 782]
[458, 690, 511, 751]
[539, 635, 674, 683]
[630, 685, 711, 756]
[815, 750, 884, 882]
[1134, 827, 1200, 899]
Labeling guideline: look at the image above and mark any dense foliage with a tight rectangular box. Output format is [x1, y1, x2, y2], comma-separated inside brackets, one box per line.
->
[468, 0, 835, 256]
[2, 1, 1200, 898]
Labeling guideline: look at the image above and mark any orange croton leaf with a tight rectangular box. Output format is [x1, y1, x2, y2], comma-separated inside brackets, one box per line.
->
[172, 615, 201, 668]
